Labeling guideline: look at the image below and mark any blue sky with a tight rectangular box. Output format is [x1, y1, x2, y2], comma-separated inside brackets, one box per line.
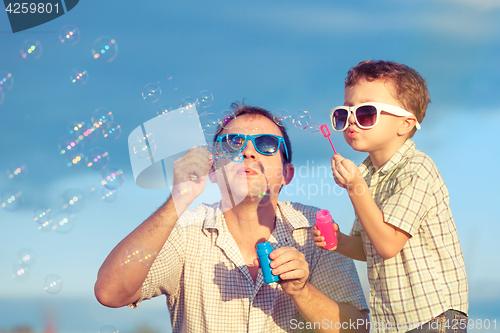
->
[1, 0, 500, 331]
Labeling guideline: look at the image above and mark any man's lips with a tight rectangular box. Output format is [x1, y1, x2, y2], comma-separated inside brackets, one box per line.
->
[236, 165, 260, 176]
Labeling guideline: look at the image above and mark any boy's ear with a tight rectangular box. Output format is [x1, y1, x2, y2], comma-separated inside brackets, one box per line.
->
[398, 117, 418, 136]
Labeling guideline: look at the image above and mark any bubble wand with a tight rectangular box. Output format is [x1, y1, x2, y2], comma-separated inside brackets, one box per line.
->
[320, 124, 337, 155]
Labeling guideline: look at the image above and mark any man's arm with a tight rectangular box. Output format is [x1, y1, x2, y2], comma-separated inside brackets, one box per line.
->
[292, 283, 369, 333]
[94, 197, 188, 308]
[257, 247, 368, 333]
[94, 147, 213, 307]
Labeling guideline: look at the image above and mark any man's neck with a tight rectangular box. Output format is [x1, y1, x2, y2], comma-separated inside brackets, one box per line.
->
[223, 200, 277, 244]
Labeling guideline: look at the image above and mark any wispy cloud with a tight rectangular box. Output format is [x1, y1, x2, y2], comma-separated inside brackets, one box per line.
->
[222, 2, 500, 42]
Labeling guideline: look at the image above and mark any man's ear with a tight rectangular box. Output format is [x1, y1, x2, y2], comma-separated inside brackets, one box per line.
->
[398, 117, 418, 136]
[282, 163, 294, 185]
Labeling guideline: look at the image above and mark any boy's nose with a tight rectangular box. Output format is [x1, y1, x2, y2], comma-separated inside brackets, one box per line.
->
[348, 112, 356, 126]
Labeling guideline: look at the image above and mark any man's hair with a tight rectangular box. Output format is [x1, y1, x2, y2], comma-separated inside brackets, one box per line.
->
[345, 60, 431, 136]
[212, 101, 292, 164]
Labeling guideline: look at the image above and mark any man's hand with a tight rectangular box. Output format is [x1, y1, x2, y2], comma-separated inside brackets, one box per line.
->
[253, 246, 309, 298]
[331, 154, 367, 195]
[171, 146, 213, 207]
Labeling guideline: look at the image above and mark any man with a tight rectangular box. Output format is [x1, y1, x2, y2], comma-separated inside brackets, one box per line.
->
[94, 103, 369, 332]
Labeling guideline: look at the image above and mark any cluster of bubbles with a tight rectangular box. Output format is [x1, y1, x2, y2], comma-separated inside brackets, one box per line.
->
[10, 249, 64, 294]
[132, 88, 216, 160]
[119, 244, 158, 269]
[1, 162, 27, 212]
[272, 109, 319, 133]
[11, 248, 35, 282]
[14, 24, 118, 91]
[57, 109, 125, 200]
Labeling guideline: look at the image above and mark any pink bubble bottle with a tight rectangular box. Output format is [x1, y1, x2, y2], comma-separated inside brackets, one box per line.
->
[315, 209, 338, 249]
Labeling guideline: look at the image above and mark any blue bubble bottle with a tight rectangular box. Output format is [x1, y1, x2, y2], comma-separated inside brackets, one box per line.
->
[256, 241, 280, 284]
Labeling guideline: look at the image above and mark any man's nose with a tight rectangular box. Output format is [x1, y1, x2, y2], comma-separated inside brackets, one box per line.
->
[241, 139, 258, 159]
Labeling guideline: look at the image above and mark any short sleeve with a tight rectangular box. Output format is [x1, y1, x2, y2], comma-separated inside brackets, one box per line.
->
[128, 224, 186, 308]
[380, 173, 431, 236]
[349, 218, 362, 237]
[309, 248, 368, 311]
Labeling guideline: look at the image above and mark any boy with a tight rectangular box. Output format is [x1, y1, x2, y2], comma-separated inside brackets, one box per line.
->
[312, 60, 468, 332]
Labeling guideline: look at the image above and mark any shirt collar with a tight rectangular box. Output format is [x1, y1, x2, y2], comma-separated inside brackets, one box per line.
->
[201, 201, 312, 235]
[359, 139, 415, 177]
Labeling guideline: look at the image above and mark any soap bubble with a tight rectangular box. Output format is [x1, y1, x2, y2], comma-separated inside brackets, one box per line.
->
[127, 244, 144, 262]
[200, 113, 220, 135]
[44, 275, 63, 294]
[85, 147, 110, 170]
[53, 211, 75, 234]
[273, 110, 291, 127]
[101, 188, 117, 203]
[0, 71, 13, 92]
[103, 124, 121, 140]
[156, 104, 173, 118]
[142, 83, 161, 102]
[66, 153, 86, 170]
[92, 37, 118, 63]
[17, 248, 36, 267]
[246, 121, 265, 135]
[60, 189, 85, 213]
[220, 110, 236, 129]
[305, 122, 319, 133]
[293, 110, 311, 129]
[6, 162, 28, 181]
[1, 189, 23, 212]
[58, 24, 80, 45]
[139, 247, 157, 267]
[11, 263, 30, 282]
[99, 325, 119, 333]
[70, 68, 88, 85]
[119, 253, 134, 269]
[91, 108, 114, 130]
[34, 207, 52, 225]
[180, 97, 197, 117]
[38, 220, 55, 233]
[58, 133, 85, 159]
[20, 39, 42, 60]
[133, 133, 156, 159]
[101, 168, 125, 190]
[197, 90, 213, 108]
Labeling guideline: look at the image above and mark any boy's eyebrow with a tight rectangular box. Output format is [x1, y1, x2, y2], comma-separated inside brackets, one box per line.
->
[343, 99, 374, 107]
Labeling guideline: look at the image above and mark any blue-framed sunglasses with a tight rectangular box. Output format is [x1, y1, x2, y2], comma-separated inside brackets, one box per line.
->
[215, 134, 289, 161]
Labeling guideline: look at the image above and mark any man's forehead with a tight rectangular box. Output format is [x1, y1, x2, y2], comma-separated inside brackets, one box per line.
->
[220, 114, 281, 135]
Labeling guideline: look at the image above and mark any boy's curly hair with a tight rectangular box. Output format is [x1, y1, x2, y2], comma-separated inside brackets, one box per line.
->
[346, 60, 431, 136]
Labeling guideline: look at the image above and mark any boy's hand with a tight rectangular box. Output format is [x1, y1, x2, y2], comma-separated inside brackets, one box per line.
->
[311, 224, 340, 251]
[331, 153, 366, 193]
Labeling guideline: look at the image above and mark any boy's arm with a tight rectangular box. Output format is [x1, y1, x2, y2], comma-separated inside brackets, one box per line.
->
[312, 227, 366, 261]
[332, 155, 410, 260]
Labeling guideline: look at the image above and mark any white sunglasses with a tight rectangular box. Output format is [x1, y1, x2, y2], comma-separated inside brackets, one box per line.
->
[330, 102, 421, 132]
